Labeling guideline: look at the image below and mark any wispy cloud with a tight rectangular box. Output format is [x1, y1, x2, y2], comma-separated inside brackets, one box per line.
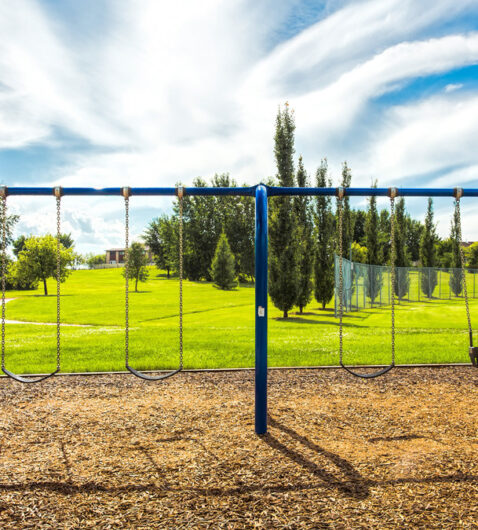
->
[1, 0, 478, 250]
[444, 83, 463, 92]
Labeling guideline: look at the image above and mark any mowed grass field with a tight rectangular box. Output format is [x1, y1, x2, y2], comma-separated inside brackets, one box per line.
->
[2, 267, 477, 374]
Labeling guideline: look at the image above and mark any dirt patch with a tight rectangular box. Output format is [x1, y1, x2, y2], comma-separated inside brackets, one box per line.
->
[0, 367, 477, 528]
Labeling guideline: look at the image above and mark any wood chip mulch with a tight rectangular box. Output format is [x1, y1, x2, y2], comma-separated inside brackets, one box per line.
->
[0, 367, 477, 529]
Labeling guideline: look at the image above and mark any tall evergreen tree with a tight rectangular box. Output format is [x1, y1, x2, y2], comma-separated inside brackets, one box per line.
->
[394, 197, 410, 300]
[210, 232, 237, 290]
[378, 209, 391, 264]
[364, 182, 382, 304]
[339, 162, 354, 258]
[419, 198, 438, 297]
[449, 203, 463, 296]
[352, 210, 367, 245]
[269, 103, 299, 318]
[294, 156, 314, 313]
[314, 159, 334, 309]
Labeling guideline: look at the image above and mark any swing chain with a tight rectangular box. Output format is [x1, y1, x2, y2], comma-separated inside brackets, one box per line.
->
[1, 188, 6, 371]
[337, 191, 344, 363]
[178, 186, 184, 370]
[123, 188, 130, 366]
[454, 189, 475, 364]
[55, 187, 62, 371]
[389, 188, 397, 366]
[338, 186, 397, 373]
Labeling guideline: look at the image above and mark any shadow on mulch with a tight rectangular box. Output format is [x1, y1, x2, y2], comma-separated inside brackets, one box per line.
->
[1, 423, 477, 501]
[368, 434, 425, 443]
[263, 416, 369, 499]
[259, 417, 478, 500]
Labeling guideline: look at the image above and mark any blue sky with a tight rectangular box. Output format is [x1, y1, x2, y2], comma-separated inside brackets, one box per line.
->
[1, 0, 478, 253]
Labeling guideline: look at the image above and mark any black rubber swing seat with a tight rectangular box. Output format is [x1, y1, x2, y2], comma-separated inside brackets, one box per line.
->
[126, 364, 182, 381]
[470, 347, 478, 368]
[339, 362, 394, 379]
[2, 367, 59, 383]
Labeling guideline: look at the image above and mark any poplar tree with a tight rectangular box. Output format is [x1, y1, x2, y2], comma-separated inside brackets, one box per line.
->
[339, 162, 354, 258]
[269, 103, 299, 318]
[419, 198, 438, 297]
[394, 197, 410, 300]
[210, 231, 237, 290]
[449, 204, 463, 296]
[364, 182, 382, 304]
[314, 158, 334, 309]
[294, 156, 314, 313]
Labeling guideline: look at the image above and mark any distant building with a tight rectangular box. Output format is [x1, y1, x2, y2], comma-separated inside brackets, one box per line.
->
[461, 241, 475, 248]
[105, 248, 125, 264]
[105, 246, 153, 265]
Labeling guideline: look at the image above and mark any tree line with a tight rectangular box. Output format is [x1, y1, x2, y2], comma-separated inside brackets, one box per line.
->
[143, 103, 478, 316]
[4, 104, 477, 306]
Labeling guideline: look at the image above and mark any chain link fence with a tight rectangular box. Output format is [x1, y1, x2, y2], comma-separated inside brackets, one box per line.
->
[334, 255, 478, 315]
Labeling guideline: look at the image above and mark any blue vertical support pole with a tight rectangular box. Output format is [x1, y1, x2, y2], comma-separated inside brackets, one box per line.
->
[255, 185, 268, 435]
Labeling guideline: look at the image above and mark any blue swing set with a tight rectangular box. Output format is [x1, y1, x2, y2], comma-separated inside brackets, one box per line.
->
[0, 184, 476, 434]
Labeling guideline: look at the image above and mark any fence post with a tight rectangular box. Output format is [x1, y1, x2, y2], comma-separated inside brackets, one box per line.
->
[363, 272, 366, 309]
[388, 268, 391, 306]
[356, 272, 358, 311]
[418, 270, 421, 301]
[255, 185, 268, 435]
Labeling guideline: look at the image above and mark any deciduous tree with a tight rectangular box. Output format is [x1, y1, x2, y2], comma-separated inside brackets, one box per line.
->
[143, 215, 177, 278]
[123, 242, 150, 292]
[17, 235, 75, 296]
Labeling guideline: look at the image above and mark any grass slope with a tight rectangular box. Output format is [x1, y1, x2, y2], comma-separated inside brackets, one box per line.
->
[2, 267, 477, 374]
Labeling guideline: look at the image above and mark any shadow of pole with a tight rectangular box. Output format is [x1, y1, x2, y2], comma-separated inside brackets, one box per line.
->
[263, 416, 369, 499]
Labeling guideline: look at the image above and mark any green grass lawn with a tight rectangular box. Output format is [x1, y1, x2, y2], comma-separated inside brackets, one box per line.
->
[2, 267, 477, 374]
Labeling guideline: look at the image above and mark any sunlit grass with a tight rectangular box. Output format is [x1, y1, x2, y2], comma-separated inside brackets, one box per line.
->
[2, 267, 476, 374]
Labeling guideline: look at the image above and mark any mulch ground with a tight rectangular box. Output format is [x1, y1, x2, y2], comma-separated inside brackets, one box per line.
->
[0, 367, 477, 529]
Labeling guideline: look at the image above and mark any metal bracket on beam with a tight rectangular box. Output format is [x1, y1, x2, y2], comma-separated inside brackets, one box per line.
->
[388, 187, 398, 199]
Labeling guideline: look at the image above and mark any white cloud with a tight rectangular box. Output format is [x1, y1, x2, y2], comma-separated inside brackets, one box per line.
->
[2, 0, 478, 250]
[445, 83, 463, 93]
[360, 94, 478, 183]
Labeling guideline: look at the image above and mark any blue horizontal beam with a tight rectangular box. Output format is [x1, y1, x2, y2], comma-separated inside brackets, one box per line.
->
[267, 187, 478, 197]
[4, 186, 256, 197]
[3, 185, 478, 197]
